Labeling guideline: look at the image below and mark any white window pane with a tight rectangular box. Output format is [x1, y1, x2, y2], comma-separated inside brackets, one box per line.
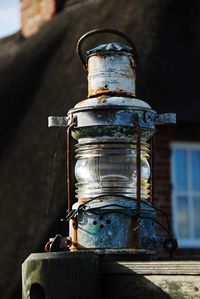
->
[191, 151, 200, 191]
[194, 197, 200, 238]
[174, 150, 187, 191]
[177, 196, 189, 238]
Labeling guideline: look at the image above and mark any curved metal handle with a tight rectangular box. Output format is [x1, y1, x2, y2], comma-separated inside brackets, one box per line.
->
[76, 28, 139, 70]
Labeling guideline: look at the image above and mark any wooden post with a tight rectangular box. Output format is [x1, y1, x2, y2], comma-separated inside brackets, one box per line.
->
[22, 252, 100, 299]
[22, 252, 200, 299]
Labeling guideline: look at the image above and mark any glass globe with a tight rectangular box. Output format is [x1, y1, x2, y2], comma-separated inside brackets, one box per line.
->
[75, 143, 150, 200]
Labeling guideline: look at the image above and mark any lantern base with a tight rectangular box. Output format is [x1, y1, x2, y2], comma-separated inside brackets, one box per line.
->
[69, 199, 162, 251]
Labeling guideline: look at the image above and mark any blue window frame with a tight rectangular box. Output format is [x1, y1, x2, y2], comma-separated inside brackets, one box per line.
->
[171, 143, 200, 248]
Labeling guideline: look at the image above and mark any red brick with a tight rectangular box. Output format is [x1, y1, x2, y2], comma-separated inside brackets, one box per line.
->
[20, 0, 34, 10]
[21, 0, 56, 38]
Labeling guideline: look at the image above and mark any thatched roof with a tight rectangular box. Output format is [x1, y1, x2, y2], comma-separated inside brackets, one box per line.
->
[1, 0, 200, 297]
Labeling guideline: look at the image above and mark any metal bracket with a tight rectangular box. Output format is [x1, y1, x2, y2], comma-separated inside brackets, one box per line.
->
[143, 112, 176, 126]
[45, 235, 71, 252]
[48, 116, 68, 127]
[155, 113, 176, 125]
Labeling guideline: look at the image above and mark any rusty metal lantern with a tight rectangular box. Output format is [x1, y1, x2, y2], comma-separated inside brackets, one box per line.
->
[48, 29, 177, 254]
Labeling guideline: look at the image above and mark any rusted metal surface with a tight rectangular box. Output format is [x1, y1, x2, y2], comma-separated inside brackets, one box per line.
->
[69, 198, 158, 250]
[76, 29, 138, 98]
[45, 235, 72, 252]
[68, 101, 175, 132]
[87, 49, 136, 97]
[74, 96, 152, 109]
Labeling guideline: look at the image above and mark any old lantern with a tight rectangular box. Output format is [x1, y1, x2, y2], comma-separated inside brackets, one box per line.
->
[48, 29, 177, 254]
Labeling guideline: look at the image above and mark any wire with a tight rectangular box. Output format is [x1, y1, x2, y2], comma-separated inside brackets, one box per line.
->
[63, 194, 171, 234]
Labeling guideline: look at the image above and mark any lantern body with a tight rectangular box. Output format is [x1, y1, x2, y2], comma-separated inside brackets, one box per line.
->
[49, 38, 176, 252]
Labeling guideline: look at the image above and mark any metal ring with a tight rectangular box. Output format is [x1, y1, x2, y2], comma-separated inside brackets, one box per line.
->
[76, 28, 139, 70]
[45, 240, 52, 252]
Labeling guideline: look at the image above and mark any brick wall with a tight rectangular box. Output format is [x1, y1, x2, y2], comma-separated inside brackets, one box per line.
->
[153, 123, 200, 255]
[20, 0, 56, 38]
[154, 129, 172, 237]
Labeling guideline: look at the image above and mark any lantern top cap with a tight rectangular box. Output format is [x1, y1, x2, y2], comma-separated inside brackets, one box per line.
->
[76, 29, 139, 69]
[86, 43, 133, 56]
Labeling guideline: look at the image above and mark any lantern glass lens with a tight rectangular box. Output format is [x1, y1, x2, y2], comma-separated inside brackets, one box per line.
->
[75, 143, 150, 200]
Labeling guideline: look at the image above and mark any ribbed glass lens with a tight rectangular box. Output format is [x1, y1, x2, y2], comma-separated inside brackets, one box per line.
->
[75, 143, 150, 200]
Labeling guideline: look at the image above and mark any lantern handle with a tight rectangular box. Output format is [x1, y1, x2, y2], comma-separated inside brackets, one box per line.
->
[76, 28, 139, 70]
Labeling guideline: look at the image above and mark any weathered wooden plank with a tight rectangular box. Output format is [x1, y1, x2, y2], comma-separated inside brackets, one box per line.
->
[101, 274, 200, 299]
[148, 276, 200, 299]
[101, 261, 200, 275]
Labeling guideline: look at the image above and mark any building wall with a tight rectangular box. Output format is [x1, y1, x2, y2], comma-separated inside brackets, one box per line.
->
[154, 123, 200, 255]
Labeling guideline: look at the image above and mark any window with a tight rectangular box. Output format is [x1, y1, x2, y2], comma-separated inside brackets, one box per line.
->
[171, 142, 200, 248]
